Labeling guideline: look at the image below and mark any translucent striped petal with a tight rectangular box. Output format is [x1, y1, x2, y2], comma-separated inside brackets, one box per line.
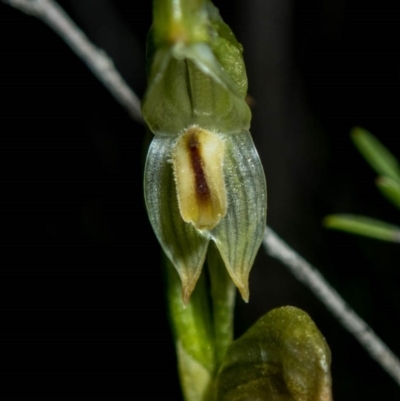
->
[144, 136, 210, 303]
[211, 131, 267, 302]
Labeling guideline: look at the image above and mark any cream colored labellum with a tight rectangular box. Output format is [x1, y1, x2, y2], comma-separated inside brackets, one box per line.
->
[172, 126, 227, 230]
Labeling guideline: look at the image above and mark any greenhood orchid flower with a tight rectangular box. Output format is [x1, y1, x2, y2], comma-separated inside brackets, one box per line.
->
[142, 0, 267, 303]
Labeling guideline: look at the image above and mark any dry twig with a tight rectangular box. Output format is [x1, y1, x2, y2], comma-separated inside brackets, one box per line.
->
[264, 227, 400, 387]
[2, 0, 143, 122]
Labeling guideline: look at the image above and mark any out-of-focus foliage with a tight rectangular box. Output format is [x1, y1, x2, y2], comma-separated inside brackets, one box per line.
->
[216, 306, 332, 401]
[324, 215, 400, 243]
[325, 127, 400, 243]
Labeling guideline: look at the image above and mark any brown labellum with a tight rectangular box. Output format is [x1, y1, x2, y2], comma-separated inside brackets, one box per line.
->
[172, 125, 227, 230]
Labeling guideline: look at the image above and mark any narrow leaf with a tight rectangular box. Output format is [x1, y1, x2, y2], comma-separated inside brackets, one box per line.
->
[324, 214, 400, 243]
[351, 127, 400, 181]
[376, 176, 400, 209]
[216, 306, 332, 401]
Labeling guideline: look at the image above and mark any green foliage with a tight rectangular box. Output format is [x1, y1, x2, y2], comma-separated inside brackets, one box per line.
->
[351, 127, 400, 181]
[325, 127, 400, 243]
[376, 176, 400, 210]
[324, 215, 400, 243]
[216, 307, 332, 401]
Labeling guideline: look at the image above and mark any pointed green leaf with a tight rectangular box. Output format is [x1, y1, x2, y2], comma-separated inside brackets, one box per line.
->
[212, 131, 267, 302]
[376, 176, 400, 209]
[351, 127, 400, 181]
[216, 306, 332, 401]
[144, 136, 210, 302]
[324, 214, 400, 243]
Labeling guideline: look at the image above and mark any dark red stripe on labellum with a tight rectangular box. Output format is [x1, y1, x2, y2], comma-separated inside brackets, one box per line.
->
[187, 133, 211, 202]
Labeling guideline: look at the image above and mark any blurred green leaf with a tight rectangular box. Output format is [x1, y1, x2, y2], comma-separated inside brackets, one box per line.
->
[376, 176, 400, 209]
[216, 306, 332, 401]
[324, 214, 400, 243]
[351, 127, 400, 181]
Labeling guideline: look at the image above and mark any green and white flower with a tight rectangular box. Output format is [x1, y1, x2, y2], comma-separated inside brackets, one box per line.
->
[142, 0, 267, 303]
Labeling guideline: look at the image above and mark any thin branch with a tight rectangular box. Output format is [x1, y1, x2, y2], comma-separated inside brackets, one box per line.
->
[264, 226, 400, 387]
[2, 0, 143, 123]
[4, 0, 400, 388]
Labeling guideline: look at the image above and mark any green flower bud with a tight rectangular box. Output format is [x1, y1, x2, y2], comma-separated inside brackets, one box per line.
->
[143, 0, 267, 303]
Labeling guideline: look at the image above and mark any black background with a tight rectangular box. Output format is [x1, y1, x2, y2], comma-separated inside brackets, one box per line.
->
[1, 0, 400, 399]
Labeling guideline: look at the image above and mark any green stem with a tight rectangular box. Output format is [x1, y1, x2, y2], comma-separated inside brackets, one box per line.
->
[207, 242, 236, 369]
[152, 0, 209, 46]
[165, 255, 215, 401]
